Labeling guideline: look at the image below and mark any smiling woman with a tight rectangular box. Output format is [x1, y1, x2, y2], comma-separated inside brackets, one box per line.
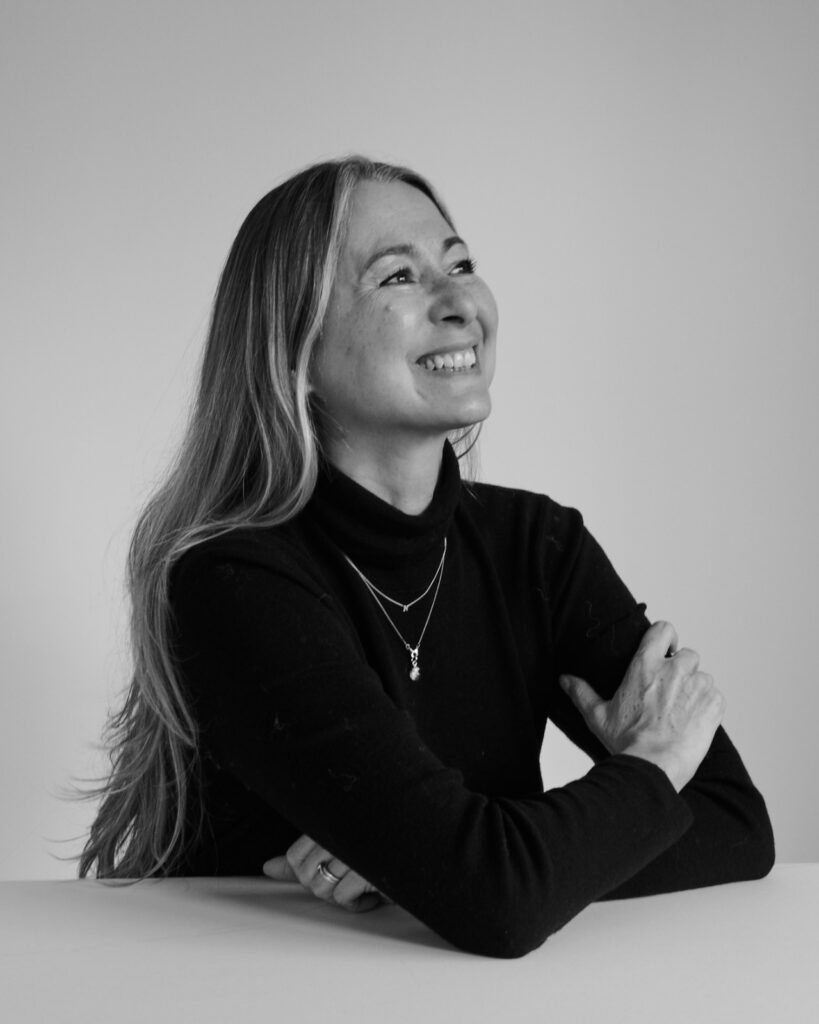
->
[78, 155, 774, 957]
[312, 179, 497, 511]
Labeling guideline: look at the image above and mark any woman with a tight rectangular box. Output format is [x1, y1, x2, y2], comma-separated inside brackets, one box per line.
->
[79, 156, 774, 957]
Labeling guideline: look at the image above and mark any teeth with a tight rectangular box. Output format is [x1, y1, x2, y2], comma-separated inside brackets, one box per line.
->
[419, 347, 477, 372]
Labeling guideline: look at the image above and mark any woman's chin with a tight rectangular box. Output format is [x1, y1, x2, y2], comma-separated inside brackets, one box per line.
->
[445, 393, 492, 430]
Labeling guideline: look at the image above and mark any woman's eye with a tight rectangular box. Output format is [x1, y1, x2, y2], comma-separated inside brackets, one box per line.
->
[451, 257, 477, 275]
[381, 266, 414, 286]
[380, 258, 476, 286]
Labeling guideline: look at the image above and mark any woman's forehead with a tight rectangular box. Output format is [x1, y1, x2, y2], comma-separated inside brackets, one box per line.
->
[343, 180, 452, 266]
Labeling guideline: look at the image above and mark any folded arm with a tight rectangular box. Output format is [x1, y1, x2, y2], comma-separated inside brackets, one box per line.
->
[171, 543, 694, 957]
[543, 516, 775, 898]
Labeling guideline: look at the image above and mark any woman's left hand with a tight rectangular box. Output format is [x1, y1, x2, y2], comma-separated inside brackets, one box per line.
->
[262, 833, 386, 913]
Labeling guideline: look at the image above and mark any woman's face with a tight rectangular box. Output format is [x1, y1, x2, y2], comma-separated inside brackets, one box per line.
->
[310, 179, 498, 452]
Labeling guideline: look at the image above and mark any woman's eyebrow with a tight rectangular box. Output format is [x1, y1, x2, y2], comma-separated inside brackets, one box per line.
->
[360, 235, 466, 275]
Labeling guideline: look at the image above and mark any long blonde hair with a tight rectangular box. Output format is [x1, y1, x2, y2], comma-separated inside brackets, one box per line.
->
[78, 155, 480, 878]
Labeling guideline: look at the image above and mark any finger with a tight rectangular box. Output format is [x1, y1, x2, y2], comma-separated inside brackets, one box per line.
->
[262, 856, 298, 882]
[670, 646, 700, 673]
[314, 857, 349, 890]
[336, 883, 382, 914]
[286, 837, 332, 887]
[285, 834, 321, 872]
[304, 853, 354, 905]
[348, 892, 383, 913]
[332, 870, 378, 911]
[637, 620, 679, 660]
[560, 674, 604, 720]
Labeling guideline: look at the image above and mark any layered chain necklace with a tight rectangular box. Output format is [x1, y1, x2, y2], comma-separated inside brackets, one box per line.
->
[342, 538, 447, 680]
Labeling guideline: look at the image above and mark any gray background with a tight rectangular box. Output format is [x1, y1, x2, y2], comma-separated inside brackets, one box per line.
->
[1, 0, 816, 877]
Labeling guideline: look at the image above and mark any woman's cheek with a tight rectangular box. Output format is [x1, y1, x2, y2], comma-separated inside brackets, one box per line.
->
[477, 282, 499, 332]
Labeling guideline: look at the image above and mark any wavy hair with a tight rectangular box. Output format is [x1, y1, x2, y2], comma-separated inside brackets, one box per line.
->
[77, 155, 481, 879]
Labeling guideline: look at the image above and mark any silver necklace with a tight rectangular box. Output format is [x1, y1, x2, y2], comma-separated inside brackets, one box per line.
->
[343, 538, 447, 680]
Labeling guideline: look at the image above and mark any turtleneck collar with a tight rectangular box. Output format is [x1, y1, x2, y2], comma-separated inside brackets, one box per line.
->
[306, 441, 462, 568]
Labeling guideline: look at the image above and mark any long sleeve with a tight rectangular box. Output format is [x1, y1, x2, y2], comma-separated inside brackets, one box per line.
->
[542, 510, 775, 897]
[171, 540, 694, 958]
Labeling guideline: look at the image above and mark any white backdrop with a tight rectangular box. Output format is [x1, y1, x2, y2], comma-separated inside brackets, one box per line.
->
[1, 0, 816, 878]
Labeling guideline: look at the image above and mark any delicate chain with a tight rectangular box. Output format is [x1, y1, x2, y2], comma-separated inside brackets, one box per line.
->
[342, 538, 447, 680]
[348, 540, 447, 613]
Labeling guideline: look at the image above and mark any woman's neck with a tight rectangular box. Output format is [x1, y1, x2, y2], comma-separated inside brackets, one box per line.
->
[322, 435, 446, 516]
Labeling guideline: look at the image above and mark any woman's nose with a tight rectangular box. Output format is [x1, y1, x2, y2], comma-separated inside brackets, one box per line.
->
[429, 276, 478, 327]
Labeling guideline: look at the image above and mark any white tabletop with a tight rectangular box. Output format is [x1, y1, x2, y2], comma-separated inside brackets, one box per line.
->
[2, 865, 817, 1023]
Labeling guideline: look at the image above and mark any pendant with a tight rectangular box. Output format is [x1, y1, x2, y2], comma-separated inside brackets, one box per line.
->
[409, 647, 420, 681]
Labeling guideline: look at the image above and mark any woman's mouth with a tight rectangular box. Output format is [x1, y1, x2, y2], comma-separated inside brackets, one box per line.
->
[416, 346, 478, 373]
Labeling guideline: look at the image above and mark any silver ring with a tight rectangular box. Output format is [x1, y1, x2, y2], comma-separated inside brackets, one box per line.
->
[317, 861, 342, 885]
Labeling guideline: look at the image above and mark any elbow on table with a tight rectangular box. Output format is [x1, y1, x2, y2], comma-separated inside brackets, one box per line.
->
[730, 782, 776, 881]
[444, 920, 549, 960]
[431, 895, 565, 960]
[745, 802, 776, 880]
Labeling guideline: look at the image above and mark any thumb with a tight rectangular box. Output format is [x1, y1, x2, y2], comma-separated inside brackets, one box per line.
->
[559, 673, 604, 721]
[262, 856, 298, 882]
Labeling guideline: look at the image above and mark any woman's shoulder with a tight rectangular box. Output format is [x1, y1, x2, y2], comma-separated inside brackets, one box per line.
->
[461, 478, 585, 544]
[456, 479, 593, 590]
[170, 518, 326, 601]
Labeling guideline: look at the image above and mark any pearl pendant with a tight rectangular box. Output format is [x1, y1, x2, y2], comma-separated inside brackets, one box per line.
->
[409, 664, 420, 681]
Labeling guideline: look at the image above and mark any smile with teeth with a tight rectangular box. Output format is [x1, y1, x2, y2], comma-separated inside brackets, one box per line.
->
[417, 346, 477, 373]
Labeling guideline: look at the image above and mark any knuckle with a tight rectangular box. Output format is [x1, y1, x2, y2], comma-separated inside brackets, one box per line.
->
[332, 882, 358, 909]
[652, 619, 673, 637]
[683, 650, 701, 673]
[295, 865, 317, 889]
[287, 853, 311, 886]
[690, 672, 710, 696]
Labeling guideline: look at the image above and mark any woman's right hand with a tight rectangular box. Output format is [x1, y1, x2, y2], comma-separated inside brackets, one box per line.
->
[262, 833, 386, 913]
[559, 620, 726, 792]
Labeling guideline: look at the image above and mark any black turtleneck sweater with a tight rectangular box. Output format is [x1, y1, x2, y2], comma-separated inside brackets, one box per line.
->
[169, 443, 774, 957]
